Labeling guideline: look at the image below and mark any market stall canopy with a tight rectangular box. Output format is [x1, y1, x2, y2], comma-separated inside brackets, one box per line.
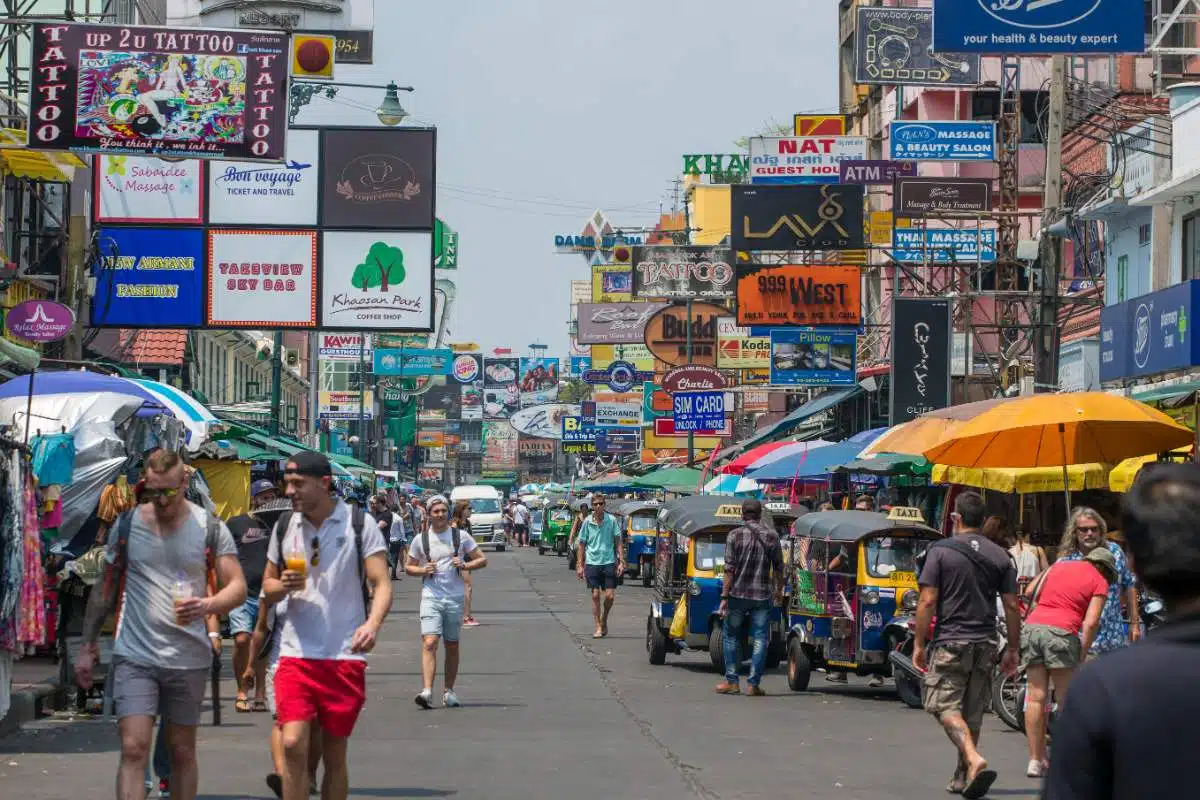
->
[836, 453, 932, 477]
[931, 463, 1110, 493]
[1108, 448, 1193, 493]
[858, 398, 1013, 459]
[745, 439, 837, 471]
[718, 441, 793, 475]
[0, 128, 86, 180]
[748, 430, 887, 482]
[703, 474, 762, 496]
[125, 378, 219, 451]
[738, 386, 864, 450]
[630, 467, 703, 493]
[923, 393, 1194, 469]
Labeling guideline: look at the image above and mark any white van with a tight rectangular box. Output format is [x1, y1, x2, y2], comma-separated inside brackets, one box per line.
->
[449, 485, 506, 551]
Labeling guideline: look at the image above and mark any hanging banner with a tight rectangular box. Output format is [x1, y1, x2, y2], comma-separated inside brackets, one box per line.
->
[373, 348, 453, 376]
[717, 317, 771, 369]
[855, 7, 981, 86]
[630, 246, 735, 300]
[748, 136, 868, 185]
[642, 302, 726, 368]
[890, 121, 997, 162]
[576, 302, 668, 345]
[892, 228, 997, 263]
[92, 226, 204, 327]
[894, 177, 994, 216]
[483, 357, 519, 419]
[320, 230, 434, 331]
[29, 22, 288, 161]
[206, 229, 318, 328]
[519, 356, 560, 407]
[319, 127, 436, 230]
[583, 401, 641, 428]
[735, 265, 862, 327]
[891, 297, 953, 425]
[94, 155, 204, 224]
[318, 333, 372, 361]
[770, 328, 858, 386]
[209, 128, 321, 225]
[319, 390, 374, 420]
[932, 0, 1145, 55]
[451, 353, 482, 384]
[730, 184, 866, 251]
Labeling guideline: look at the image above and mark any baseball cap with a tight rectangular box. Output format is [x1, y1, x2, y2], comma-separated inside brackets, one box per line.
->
[1084, 546, 1118, 577]
[285, 451, 332, 478]
[251, 479, 277, 497]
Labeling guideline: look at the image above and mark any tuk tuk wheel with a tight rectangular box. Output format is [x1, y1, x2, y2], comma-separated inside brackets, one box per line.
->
[647, 615, 668, 665]
[896, 671, 923, 709]
[709, 626, 729, 674]
[641, 559, 653, 588]
[787, 638, 812, 691]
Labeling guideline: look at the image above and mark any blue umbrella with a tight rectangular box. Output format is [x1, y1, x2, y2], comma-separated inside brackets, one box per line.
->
[748, 430, 888, 482]
[0, 370, 165, 409]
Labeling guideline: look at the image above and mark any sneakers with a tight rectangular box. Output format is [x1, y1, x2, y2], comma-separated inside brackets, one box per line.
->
[415, 688, 434, 709]
[443, 689, 461, 708]
[463, 616, 480, 627]
[867, 675, 887, 688]
[158, 778, 170, 798]
[1026, 759, 1048, 778]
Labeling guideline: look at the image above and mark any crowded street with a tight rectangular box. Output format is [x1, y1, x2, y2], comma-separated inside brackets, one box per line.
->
[0, 547, 1036, 800]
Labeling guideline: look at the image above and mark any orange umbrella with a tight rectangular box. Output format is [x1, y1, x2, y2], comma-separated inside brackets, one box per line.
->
[922, 393, 1194, 469]
[858, 398, 1014, 458]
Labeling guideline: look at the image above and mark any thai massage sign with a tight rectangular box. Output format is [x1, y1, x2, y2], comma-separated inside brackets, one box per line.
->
[94, 155, 203, 223]
[28, 22, 289, 160]
[206, 229, 317, 328]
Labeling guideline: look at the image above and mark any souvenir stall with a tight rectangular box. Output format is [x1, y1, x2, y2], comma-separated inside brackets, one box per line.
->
[0, 426, 45, 720]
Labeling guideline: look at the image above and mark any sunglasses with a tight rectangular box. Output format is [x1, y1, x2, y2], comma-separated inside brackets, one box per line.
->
[310, 536, 320, 567]
[1077, 525, 1102, 534]
[141, 486, 181, 502]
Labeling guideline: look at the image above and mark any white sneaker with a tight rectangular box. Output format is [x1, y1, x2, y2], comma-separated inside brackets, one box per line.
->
[415, 688, 433, 709]
[867, 675, 887, 688]
[1026, 759, 1047, 778]
[443, 689, 461, 708]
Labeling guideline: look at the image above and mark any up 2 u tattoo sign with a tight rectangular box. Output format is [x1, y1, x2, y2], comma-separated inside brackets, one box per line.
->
[28, 22, 289, 162]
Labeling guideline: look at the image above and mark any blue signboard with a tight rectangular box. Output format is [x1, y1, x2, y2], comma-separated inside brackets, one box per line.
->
[770, 328, 858, 386]
[890, 121, 996, 162]
[92, 227, 204, 327]
[569, 355, 591, 376]
[597, 427, 639, 455]
[1099, 280, 1200, 383]
[672, 391, 726, 432]
[373, 348, 453, 376]
[933, 0, 1145, 55]
[562, 416, 600, 443]
[892, 228, 998, 264]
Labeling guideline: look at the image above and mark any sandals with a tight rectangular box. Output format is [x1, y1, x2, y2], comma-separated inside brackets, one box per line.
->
[235, 697, 251, 713]
[251, 698, 269, 713]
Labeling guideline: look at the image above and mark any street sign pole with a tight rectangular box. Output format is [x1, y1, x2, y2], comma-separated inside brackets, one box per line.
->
[686, 297, 694, 465]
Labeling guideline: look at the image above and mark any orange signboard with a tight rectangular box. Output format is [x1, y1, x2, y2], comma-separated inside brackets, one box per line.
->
[735, 265, 862, 327]
[794, 114, 846, 136]
[642, 301, 728, 367]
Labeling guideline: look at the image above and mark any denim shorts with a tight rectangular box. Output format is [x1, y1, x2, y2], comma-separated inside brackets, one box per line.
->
[228, 595, 260, 636]
[419, 596, 464, 642]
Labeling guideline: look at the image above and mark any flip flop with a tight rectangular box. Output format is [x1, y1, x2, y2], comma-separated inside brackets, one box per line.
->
[251, 699, 269, 712]
[235, 697, 251, 713]
[961, 769, 997, 800]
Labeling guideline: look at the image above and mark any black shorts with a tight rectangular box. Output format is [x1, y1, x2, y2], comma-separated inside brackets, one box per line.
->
[585, 563, 619, 590]
[514, 524, 528, 533]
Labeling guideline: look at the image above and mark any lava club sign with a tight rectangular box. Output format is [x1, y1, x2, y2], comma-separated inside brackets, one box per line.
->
[662, 365, 729, 394]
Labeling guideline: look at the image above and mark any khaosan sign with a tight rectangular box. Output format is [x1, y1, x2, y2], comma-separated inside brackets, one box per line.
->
[932, 0, 1145, 55]
[748, 136, 868, 184]
[770, 328, 858, 386]
[206, 229, 318, 328]
[28, 23, 289, 161]
[94, 155, 204, 224]
[890, 121, 997, 162]
[320, 230, 433, 331]
[92, 226, 205, 327]
[630, 246, 735, 300]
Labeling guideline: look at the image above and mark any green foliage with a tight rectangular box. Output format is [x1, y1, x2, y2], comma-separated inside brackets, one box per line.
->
[351, 242, 406, 292]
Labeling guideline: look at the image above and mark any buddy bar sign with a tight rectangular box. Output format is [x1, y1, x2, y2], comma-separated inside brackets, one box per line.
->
[28, 22, 289, 161]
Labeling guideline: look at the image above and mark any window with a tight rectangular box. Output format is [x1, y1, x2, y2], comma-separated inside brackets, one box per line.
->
[1139, 223, 1152, 246]
[1184, 213, 1200, 282]
[1117, 255, 1129, 303]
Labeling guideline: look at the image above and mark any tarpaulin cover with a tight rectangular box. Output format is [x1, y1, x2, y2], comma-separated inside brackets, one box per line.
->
[193, 459, 251, 520]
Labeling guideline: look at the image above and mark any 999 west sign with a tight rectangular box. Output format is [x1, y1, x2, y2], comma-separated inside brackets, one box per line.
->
[735, 265, 862, 327]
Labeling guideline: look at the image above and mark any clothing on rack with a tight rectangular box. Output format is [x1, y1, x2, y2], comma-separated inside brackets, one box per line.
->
[0, 448, 24, 633]
[30, 432, 75, 487]
[17, 473, 45, 648]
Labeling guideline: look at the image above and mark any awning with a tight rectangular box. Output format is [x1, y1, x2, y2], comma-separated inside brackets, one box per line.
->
[836, 453, 932, 476]
[1132, 380, 1200, 404]
[328, 452, 374, 472]
[0, 129, 85, 181]
[931, 463, 1111, 493]
[738, 386, 864, 450]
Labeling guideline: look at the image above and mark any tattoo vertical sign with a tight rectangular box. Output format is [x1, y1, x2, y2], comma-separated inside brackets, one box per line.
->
[28, 22, 289, 161]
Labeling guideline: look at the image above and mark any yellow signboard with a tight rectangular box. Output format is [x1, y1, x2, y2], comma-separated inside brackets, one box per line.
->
[793, 114, 847, 136]
[870, 211, 894, 246]
[591, 343, 655, 372]
[715, 504, 744, 519]
[741, 369, 771, 385]
[591, 264, 635, 303]
[887, 506, 925, 523]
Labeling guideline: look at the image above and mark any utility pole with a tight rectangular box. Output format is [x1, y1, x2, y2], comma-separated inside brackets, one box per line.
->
[357, 333, 367, 461]
[268, 331, 283, 435]
[1036, 55, 1068, 395]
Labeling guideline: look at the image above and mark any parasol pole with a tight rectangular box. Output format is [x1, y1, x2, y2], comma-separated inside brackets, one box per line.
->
[1059, 422, 1071, 515]
[22, 367, 35, 444]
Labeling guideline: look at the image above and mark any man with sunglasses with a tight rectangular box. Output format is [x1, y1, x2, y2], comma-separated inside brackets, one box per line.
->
[75, 448, 247, 800]
[261, 452, 392, 800]
[575, 495, 625, 639]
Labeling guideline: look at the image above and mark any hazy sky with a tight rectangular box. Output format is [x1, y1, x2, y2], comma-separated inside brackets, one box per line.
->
[301, 0, 839, 358]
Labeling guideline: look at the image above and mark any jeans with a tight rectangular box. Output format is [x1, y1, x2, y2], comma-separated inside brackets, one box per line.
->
[723, 598, 771, 687]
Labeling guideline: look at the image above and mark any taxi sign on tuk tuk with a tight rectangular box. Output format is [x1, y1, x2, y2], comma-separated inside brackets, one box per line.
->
[887, 506, 925, 523]
[765, 502, 791, 513]
[714, 504, 743, 519]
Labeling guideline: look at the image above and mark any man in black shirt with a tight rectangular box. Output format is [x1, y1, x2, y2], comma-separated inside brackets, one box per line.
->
[916, 491, 1021, 798]
[227, 479, 279, 712]
[1043, 464, 1200, 800]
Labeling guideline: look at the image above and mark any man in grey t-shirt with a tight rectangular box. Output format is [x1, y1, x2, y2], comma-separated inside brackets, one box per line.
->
[76, 450, 246, 800]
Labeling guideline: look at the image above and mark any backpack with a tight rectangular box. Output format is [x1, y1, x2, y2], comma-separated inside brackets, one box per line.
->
[269, 505, 369, 615]
[421, 526, 462, 580]
[110, 505, 222, 631]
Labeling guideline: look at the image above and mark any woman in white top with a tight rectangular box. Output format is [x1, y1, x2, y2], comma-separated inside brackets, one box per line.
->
[1009, 527, 1049, 589]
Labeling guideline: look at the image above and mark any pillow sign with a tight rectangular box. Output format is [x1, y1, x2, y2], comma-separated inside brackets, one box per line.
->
[672, 390, 725, 433]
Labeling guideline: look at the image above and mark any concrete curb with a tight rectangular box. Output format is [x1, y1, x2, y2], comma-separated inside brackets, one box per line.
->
[0, 680, 59, 737]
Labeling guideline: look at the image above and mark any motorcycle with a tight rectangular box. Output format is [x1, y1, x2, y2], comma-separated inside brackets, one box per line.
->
[885, 614, 924, 709]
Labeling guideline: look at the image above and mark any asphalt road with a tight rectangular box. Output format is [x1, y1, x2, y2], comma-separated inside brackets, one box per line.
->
[0, 546, 1038, 800]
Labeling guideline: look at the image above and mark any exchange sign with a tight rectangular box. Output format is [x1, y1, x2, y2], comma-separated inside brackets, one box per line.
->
[932, 0, 1145, 55]
[672, 391, 725, 433]
[29, 23, 288, 161]
[889, 121, 997, 162]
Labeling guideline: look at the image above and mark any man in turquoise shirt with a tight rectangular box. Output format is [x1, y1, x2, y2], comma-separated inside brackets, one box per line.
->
[575, 495, 625, 639]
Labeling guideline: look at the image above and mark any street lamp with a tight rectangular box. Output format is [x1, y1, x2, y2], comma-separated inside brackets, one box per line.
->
[289, 80, 415, 126]
[375, 82, 409, 126]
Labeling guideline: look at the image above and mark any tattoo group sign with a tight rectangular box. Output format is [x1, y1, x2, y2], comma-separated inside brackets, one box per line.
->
[29, 22, 289, 161]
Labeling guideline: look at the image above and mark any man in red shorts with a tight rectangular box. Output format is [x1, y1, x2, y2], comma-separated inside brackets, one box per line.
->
[261, 452, 392, 800]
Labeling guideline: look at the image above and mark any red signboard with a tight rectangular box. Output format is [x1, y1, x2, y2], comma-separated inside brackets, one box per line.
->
[653, 417, 732, 437]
